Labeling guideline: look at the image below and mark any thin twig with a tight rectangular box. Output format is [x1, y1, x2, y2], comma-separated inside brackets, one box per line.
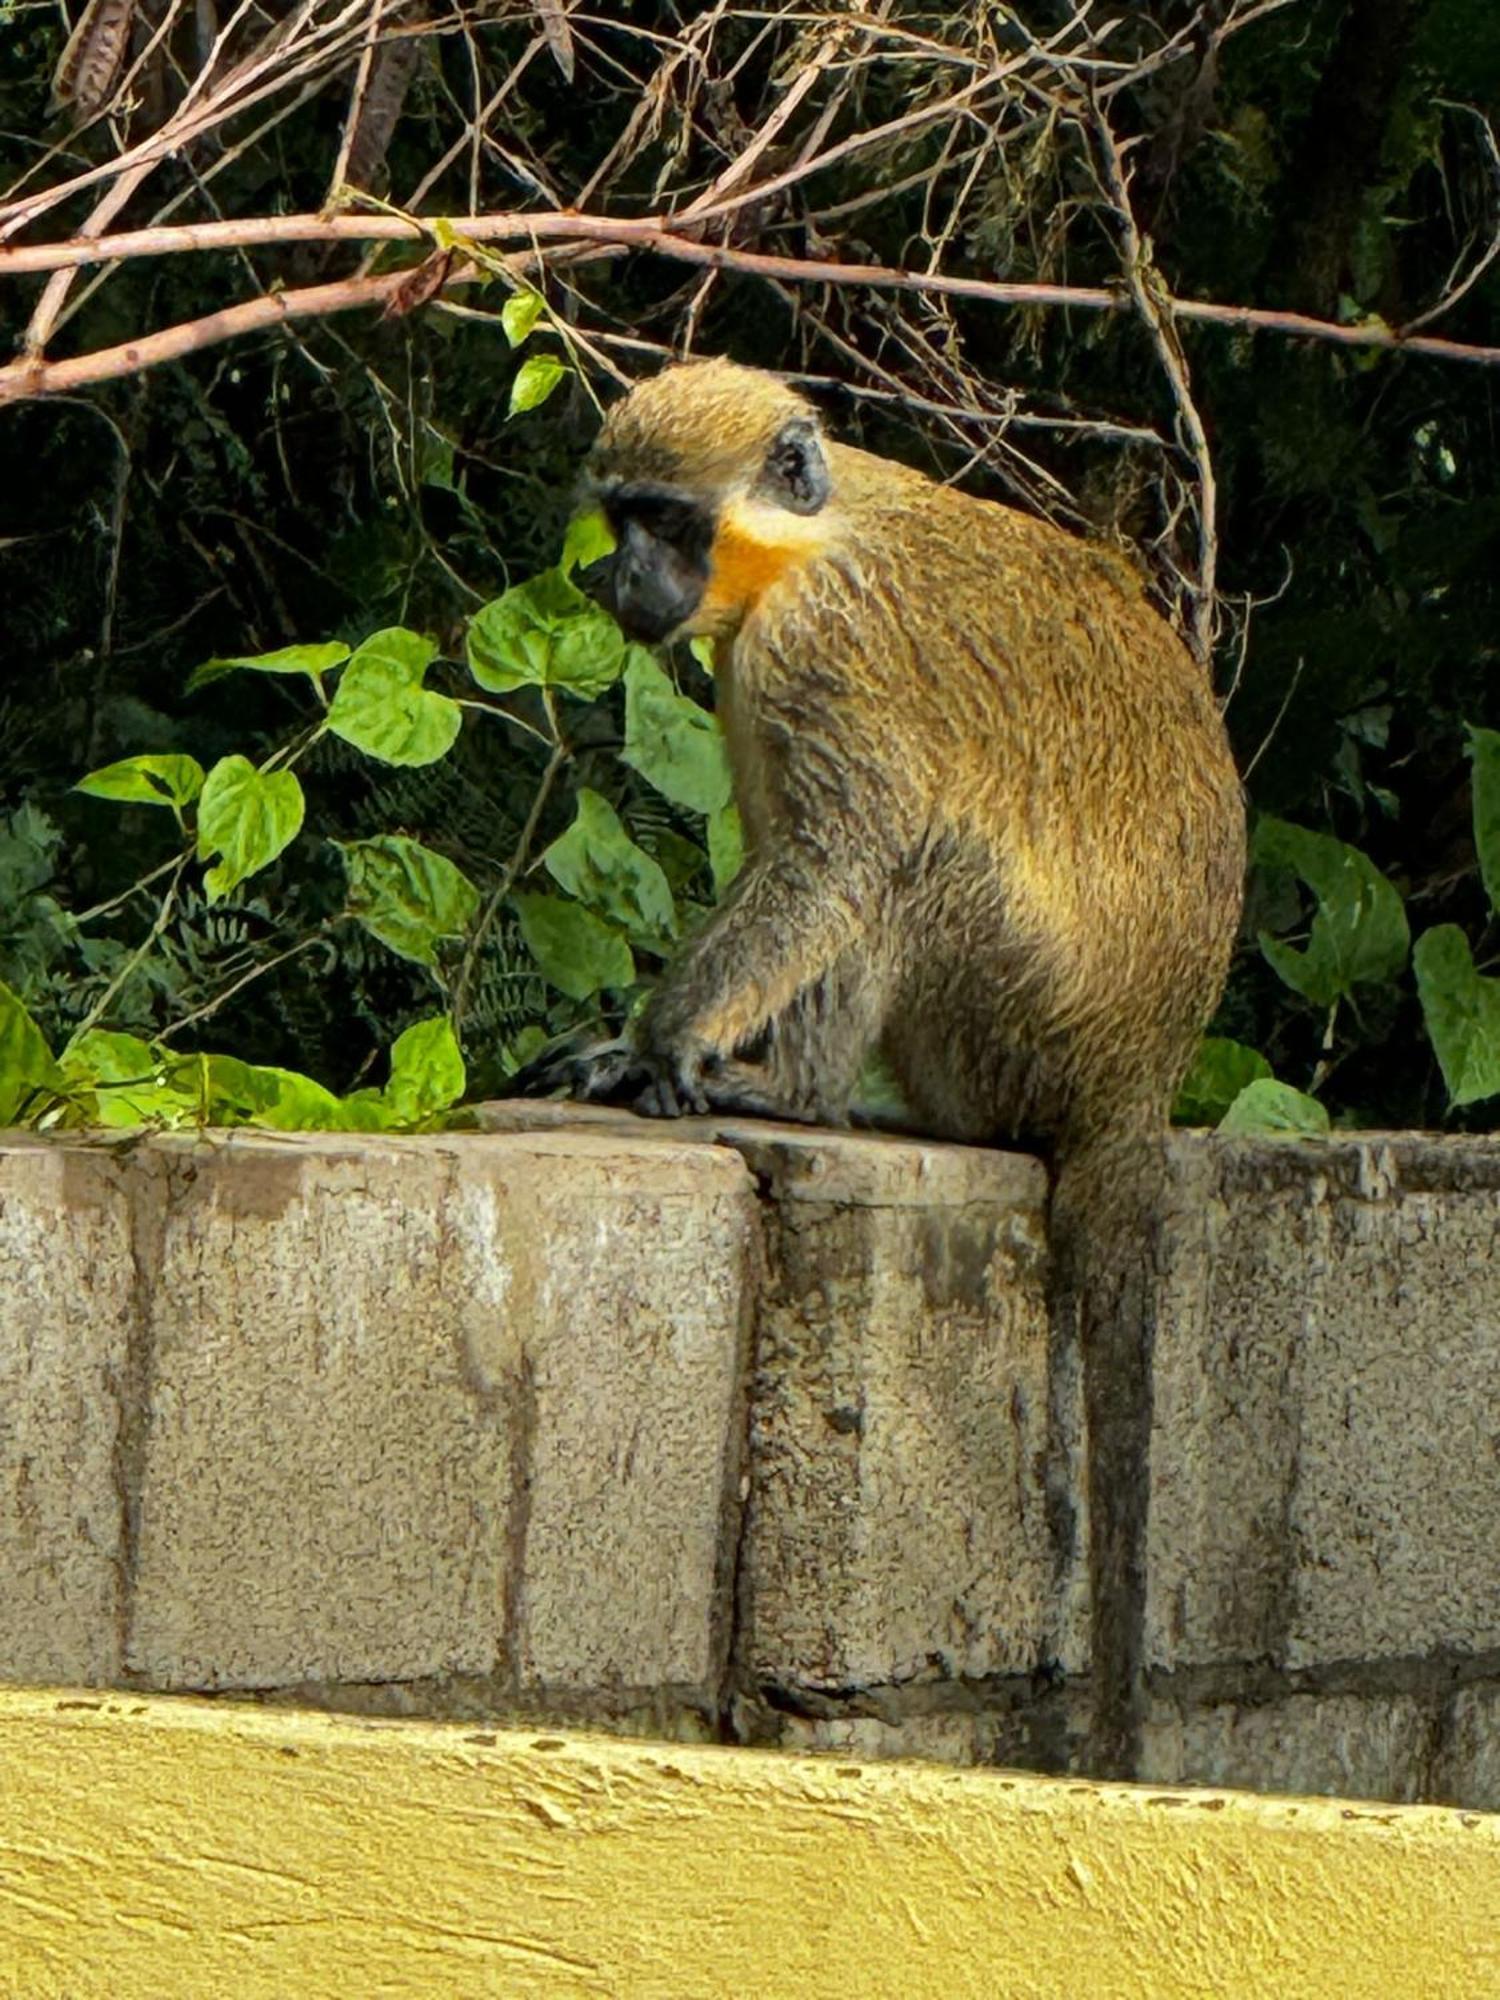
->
[1090, 101, 1218, 664]
[452, 734, 570, 1033]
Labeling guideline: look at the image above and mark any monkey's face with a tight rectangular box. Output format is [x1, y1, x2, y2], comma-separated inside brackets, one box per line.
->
[573, 361, 832, 645]
[575, 485, 716, 645]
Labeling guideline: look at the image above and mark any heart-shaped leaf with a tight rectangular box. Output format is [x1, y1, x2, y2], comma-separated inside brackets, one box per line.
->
[327, 629, 462, 767]
[76, 754, 205, 812]
[543, 790, 676, 943]
[196, 756, 305, 900]
[621, 650, 732, 815]
[467, 569, 624, 700]
[1254, 817, 1409, 1006]
[513, 892, 633, 1000]
[340, 834, 479, 968]
[1414, 923, 1500, 1108]
[189, 640, 349, 693]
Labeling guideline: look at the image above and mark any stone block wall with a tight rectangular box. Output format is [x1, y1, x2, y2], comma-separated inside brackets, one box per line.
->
[1, 1110, 1496, 1809]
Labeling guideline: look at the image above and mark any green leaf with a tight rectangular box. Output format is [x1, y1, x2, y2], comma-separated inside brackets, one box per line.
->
[688, 636, 717, 673]
[706, 803, 744, 895]
[513, 892, 633, 1001]
[621, 651, 733, 814]
[1414, 924, 1500, 1108]
[195, 756, 305, 901]
[59, 1029, 183, 1128]
[384, 1015, 466, 1123]
[501, 290, 544, 348]
[341, 834, 480, 969]
[500, 1023, 549, 1076]
[1254, 817, 1409, 1006]
[508, 353, 568, 416]
[1173, 1036, 1273, 1125]
[76, 754, 205, 811]
[560, 508, 616, 577]
[1467, 724, 1500, 917]
[466, 569, 624, 700]
[1218, 1079, 1331, 1137]
[242, 1066, 388, 1132]
[543, 790, 677, 943]
[0, 979, 62, 1125]
[188, 640, 349, 693]
[326, 628, 462, 767]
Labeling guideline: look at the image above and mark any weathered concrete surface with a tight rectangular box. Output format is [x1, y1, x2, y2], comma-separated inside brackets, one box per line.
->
[4, 1114, 1500, 1812]
[1146, 1137, 1500, 1677]
[4, 1126, 757, 1706]
[726, 1124, 1076, 1692]
[1139, 1691, 1434, 1805]
[1434, 1685, 1500, 1812]
[0, 1141, 136, 1686]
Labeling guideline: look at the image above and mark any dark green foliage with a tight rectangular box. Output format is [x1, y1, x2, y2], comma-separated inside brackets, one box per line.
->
[1, 2, 1497, 1132]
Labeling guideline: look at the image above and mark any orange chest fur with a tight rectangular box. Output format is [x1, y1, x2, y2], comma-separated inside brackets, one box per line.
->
[702, 520, 808, 617]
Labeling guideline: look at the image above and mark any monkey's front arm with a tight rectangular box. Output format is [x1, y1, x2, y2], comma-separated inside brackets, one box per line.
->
[529, 822, 892, 1121]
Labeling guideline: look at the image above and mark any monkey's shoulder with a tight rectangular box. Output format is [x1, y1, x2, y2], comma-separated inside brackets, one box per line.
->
[828, 442, 1149, 597]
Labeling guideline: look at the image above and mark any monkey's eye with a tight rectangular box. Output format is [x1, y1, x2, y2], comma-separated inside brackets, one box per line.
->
[763, 420, 830, 516]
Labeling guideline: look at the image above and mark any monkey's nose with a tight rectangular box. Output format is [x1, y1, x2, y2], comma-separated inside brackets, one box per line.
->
[575, 552, 618, 611]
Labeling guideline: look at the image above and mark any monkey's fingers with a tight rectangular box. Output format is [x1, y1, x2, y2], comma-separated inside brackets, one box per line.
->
[506, 1034, 637, 1102]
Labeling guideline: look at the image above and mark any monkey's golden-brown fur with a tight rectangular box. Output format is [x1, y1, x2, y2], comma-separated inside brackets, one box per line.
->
[575, 357, 1245, 1162]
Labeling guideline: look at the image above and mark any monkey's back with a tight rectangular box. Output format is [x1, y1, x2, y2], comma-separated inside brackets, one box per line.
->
[738, 443, 1245, 1149]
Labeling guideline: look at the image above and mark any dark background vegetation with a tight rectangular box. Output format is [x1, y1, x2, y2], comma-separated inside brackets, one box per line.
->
[2, 0, 1497, 1124]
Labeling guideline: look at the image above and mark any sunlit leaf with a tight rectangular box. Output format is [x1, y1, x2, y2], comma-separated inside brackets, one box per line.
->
[384, 1015, 466, 1123]
[326, 628, 461, 767]
[501, 290, 544, 348]
[560, 508, 615, 576]
[188, 641, 349, 693]
[196, 756, 305, 901]
[508, 353, 568, 416]
[0, 979, 62, 1125]
[59, 1029, 181, 1128]
[76, 754, 204, 812]
[467, 568, 624, 700]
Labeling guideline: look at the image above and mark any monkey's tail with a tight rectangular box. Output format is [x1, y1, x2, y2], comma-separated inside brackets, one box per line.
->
[1048, 1126, 1173, 1780]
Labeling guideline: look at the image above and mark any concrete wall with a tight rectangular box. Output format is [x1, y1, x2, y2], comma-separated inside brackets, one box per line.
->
[1, 1109, 1497, 1810]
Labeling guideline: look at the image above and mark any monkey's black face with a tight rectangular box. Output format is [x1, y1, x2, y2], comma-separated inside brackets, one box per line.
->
[577, 412, 833, 643]
[576, 484, 715, 645]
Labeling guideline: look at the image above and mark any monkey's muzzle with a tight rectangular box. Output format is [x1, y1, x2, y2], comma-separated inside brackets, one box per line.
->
[576, 512, 709, 645]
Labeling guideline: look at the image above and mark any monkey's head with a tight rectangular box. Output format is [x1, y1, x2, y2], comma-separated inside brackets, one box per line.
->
[574, 359, 834, 644]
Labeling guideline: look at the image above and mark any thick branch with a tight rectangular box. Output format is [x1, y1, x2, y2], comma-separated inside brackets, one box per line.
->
[3, 208, 1498, 404]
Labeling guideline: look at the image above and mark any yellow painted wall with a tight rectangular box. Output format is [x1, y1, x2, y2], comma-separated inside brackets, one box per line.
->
[0, 1690, 1496, 1999]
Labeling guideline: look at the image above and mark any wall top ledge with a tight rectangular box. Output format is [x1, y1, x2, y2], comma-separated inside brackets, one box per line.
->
[4, 1104, 1499, 1208]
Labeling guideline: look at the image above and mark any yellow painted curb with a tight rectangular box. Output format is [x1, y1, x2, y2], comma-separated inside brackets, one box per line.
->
[0, 1690, 1495, 1998]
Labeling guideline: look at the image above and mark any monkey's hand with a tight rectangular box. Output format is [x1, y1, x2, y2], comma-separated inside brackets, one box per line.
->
[508, 1023, 794, 1122]
[506, 1026, 720, 1118]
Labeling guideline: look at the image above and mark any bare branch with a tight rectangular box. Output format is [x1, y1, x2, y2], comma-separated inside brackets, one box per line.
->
[1089, 101, 1219, 665]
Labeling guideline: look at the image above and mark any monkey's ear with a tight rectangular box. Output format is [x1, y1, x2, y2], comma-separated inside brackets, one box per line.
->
[762, 418, 830, 515]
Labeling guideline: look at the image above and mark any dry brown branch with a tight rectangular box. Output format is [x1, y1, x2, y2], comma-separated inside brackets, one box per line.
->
[1089, 104, 1219, 665]
[1400, 105, 1500, 336]
[5, 208, 1499, 393]
[0, 266, 424, 400]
